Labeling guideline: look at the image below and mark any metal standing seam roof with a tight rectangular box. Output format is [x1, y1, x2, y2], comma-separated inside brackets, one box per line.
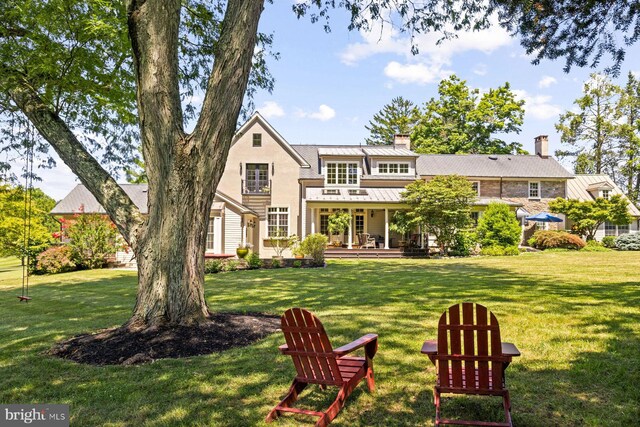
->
[362, 147, 418, 157]
[305, 187, 405, 203]
[317, 147, 365, 156]
[567, 175, 640, 216]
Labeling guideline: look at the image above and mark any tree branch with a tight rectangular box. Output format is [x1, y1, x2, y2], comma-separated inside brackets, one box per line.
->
[9, 82, 144, 246]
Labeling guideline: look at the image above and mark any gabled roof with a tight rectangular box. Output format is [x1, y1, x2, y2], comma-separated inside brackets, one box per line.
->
[586, 181, 614, 191]
[416, 154, 573, 179]
[567, 174, 640, 216]
[234, 112, 310, 168]
[50, 184, 257, 216]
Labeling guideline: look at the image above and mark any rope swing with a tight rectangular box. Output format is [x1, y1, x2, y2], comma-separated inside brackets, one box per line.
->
[18, 143, 34, 302]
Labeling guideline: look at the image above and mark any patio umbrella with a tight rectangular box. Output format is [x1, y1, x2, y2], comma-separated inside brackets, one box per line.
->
[525, 212, 563, 222]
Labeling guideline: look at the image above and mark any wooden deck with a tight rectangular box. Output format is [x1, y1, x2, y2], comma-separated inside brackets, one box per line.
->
[325, 247, 429, 259]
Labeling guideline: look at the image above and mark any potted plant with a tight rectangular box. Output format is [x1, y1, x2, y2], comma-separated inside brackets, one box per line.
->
[236, 242, 251, 259]
[269, 228, 296, 260]
[327, 211, 351, 247]
[389, 210, 413, 248]
[289, 235, 304, 259]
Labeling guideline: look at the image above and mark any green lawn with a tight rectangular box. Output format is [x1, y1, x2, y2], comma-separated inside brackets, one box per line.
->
[1, 252, 639, 426]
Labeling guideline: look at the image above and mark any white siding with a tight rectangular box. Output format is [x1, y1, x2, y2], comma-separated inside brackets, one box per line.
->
[224, 208, 242, 254]
[115, 250, 136, 267]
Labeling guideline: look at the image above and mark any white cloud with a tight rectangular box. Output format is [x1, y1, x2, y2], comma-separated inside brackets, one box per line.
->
[513, 89, 563, 120]
[538, 76, 557, 89]
[257, 101, 285, 119]
[340, 16, 511, 85]
[384, 61, 452, 85]
[295, 104, 336, 121]
[473, 63, 488, 76]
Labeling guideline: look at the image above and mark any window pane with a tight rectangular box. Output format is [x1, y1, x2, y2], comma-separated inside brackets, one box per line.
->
[348, 163, 358, 184]
[252, 133, 262, 147]
[379, 164, 387, 173]
[399, 164, 408, 174]
[327, 163, 336, 184]
[206, 219, 215, 250]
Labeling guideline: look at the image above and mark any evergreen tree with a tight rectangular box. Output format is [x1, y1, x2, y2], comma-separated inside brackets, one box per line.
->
[365, 97, 420, 145]
[617, 72, 640, 205]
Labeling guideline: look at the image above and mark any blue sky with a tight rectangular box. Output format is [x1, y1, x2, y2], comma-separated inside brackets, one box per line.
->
[24, 2, 640, 200]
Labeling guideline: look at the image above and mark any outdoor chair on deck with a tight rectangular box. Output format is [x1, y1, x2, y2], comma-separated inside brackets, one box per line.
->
[266, 308, 378, 427]
[358, 233, 376, 249]
[421, 302, 520, 427]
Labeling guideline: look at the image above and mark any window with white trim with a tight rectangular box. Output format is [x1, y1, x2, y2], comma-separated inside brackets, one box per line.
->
[267, 207, 289, 237]
[326, 162, 358, 185]
[529, 182, 540, 199]
[470, 181, 480, 196]
[252, 133, 262, 147]
[378, 162, 409, 174]
[605, 222, 630, 236]
[206, 218, 215, 251]
[601, 190, 610, 200]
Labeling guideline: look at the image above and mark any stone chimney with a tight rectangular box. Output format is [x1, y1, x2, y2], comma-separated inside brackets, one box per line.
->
[393, 134, 410, 150]
[535, 135, 549, 158]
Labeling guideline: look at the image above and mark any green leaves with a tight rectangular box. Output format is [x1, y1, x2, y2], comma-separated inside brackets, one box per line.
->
[476, 202, 521, 248]
[365, 97, 420, 146]
[410, 75, 525, 154]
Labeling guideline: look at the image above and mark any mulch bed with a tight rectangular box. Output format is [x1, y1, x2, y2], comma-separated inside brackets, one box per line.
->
[48, 312, 281, 366]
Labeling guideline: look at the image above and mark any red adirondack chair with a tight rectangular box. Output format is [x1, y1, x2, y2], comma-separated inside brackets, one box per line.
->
[266, 308, 378, 427]
[422, 302, 520, 427]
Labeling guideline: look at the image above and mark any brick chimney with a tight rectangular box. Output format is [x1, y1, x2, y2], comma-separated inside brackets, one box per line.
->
[393, 134, 410, 150]
[535, 135, 549, 158]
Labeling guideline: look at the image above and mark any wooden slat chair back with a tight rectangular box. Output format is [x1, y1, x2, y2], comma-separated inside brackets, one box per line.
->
[280, 308, 343, 386]
[423, 302, 520, 427]
[267, 308, 378, 427]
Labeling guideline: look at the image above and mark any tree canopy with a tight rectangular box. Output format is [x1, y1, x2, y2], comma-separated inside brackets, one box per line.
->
[410, 75, 525, 154]
[365, 97, 420, 146]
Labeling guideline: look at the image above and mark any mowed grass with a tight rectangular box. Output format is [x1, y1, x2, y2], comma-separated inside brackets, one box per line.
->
[0, 252, 639, 426]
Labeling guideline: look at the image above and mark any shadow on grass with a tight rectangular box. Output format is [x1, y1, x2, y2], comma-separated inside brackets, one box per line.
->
[0, 257, 638, 425]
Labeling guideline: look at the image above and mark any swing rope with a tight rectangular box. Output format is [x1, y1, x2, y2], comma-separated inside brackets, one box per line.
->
[18, 143, 34, 302]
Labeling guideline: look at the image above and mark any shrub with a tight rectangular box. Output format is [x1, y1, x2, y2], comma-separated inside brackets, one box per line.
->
[35, 245, 77, 274]
[204, 259, 223, 274]
[531, 230, 586, 250]
[601, 236, 617, 248]
[300, 233, 328, 267]
[581, 240, 611, 252]
[246, 251, 262, 269]
[480, 245, 520, 256]
[65, 213, 119, 269]
[223, 260, 239, 272]
[449, 230, 477, 257]
[615, 233, 640, 251]
[476, 203, 522, 248]
[292, 260, 303, 268]
[271, 258, 281, 268]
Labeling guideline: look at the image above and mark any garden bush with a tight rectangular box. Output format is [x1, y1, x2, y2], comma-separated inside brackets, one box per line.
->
[530, 230, 586, 250]
[223, 260, 239, 272]
[246, 252, 262, 269]
[476, 203, 522, 248]
[65, 213, 119, 269]
[300, 233, 328, 266]
[449, 230, 476, 256]
[270, 258, 281, 268]
[615, 233, 640, 250]
[581, 240, 610, 252]
[204, 259, 223, 274]
[479, 245, 520, 256]
[292, 260, 302, 268]
[35, 245, 77, 274]
[601, 236, 617, 248]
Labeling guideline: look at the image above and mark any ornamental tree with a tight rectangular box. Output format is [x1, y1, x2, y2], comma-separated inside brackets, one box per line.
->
[476, 202, 521, 248]
[401, 175, 476, 253]
[549, 195, 633, 241]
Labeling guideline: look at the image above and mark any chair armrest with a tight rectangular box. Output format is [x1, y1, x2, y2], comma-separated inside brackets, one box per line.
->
[278, 344, 288, 354]
[421, 340, 437, 355]
[333, 334, 378, 356]
[501, 342, 520, 357]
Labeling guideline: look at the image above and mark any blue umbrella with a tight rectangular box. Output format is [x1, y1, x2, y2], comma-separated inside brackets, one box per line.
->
[525, 212, 563, 222]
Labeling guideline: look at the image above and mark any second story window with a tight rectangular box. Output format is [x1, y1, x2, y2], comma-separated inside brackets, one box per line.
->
[252, 133, 262, 147]
[326, 162, 358, 185]
[471, 181, 480, 196]
[245, 163, 269, 193]
[378, 163, 409, 174]
[529, 181, 540, 199]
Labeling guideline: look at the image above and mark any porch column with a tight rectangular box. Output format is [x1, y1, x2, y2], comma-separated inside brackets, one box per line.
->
[241, 220, 247, 246]
[347, 208, 353, 249]
[310, 208, 316, 234]
[384, 208, 389, 249]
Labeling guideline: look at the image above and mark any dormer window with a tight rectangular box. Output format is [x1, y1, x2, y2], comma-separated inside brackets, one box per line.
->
[378, 162, 409, 174]
[602, 190, 610, 200]
[252, 133, 262, 147]
[326, 162, 358, 185]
